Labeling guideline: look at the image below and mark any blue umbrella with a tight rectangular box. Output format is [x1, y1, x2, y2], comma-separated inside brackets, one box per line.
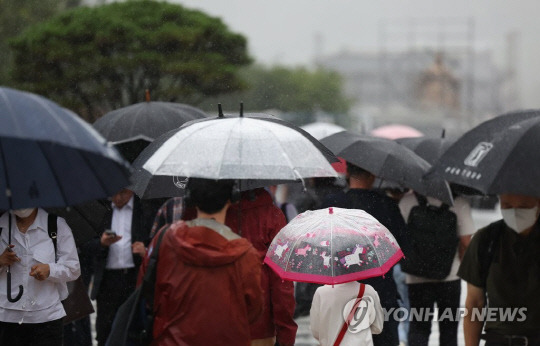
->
[0, 86, 131, 302]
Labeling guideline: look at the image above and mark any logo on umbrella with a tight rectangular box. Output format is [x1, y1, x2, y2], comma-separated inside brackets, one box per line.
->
[464, 142, 493, 167]
[172, 176, 189, 189]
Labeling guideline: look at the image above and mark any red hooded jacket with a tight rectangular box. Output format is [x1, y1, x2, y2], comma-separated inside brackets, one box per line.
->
[139, 221, 263, 346]
[226, 189, 298, 345]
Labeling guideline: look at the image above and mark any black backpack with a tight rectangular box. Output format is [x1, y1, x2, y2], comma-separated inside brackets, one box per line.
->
[401, 193, 459, 280]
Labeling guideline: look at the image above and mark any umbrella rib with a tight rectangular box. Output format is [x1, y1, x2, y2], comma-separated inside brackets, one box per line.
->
[216, 120, 236, 179]
[37, 142, 69, 205]
[266, 124, 301, 180]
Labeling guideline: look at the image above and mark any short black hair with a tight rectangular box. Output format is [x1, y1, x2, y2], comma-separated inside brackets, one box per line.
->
[346, 162, 373, 178]
[186, 178, 234, 214]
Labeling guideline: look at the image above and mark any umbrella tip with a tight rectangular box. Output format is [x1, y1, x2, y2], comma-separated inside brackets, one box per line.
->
[145, 89, 151, 102]
[329, 207, 333, 214]
[239, 102, 244, 117]
[218, 103, 224, 118]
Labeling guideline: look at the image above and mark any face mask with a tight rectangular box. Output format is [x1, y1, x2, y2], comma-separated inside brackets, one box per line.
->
[501, 207, 538, 233]
[11, 208, 35, 218]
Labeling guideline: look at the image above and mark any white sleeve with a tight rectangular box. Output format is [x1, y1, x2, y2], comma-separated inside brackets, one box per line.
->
[368, 286, 384, 335]
[453, 197, 476, 237]
[47, 217, 81, 283]
[310, 288, 321, 341]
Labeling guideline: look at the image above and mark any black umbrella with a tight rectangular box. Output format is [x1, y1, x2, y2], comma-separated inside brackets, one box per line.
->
[93, 100, 208, 143]
[130, 111, 339, 199]
[46, 199, 110, 248]
[429, 110, 540, 196]
[321, 131, 453, 204]
[0, 86, 130, 302]
[396, 136, 454, 165]
[93, 98, 208, 163]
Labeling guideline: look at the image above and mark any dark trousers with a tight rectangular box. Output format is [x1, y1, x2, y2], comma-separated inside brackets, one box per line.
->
[0, 318, 63, 346]
[373, 318, 400, 346]
[96, 268, 137, 346]
[64, 316, 92, 346]
[408, 279, 461, 346]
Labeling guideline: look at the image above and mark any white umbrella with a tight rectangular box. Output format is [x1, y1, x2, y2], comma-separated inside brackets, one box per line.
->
[142, 117, 338, 181]
[301, 122, 346, 140]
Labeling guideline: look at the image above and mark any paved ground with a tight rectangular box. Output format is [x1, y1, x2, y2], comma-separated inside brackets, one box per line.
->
[89, 207, 499, 345]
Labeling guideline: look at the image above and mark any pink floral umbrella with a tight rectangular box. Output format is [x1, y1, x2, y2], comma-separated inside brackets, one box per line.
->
[264, 207, 403, 285]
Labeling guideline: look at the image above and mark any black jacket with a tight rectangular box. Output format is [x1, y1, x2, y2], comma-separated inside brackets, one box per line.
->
[88, 196, 156, 300]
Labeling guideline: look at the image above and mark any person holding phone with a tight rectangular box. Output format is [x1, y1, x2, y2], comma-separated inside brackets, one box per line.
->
[88, 188, 156, 346]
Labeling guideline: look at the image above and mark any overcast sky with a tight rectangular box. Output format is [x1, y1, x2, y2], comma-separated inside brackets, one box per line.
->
[175, 0, 540, 108]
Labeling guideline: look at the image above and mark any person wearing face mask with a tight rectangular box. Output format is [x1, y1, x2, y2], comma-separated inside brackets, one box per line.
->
[0, 208, 80, 346]
[458, 193, 540, 346]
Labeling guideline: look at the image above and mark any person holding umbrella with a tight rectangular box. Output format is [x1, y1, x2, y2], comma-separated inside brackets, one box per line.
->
[320, 162, 408, 346]
[264, 207, 404, 345]
[458, 193, 540, 345]
[138, 178, 263, 345]
[0, 208, 80, 345]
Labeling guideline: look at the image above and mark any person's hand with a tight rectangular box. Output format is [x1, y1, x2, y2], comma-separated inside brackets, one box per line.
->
[30, 264, 50, 281]
[100, 232, 122, 247]
[0, 245, 20, 266]
[132, 241, 146, 257]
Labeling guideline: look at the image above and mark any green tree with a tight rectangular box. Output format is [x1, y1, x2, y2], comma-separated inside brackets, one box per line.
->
[202, 65, 351, 126]
[0, 0, 81, 83]
[10, 0, 251, 121]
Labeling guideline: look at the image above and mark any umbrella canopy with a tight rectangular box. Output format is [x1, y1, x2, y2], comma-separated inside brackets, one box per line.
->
[321, 131, 453, 204]
[0, 86, 130, 303]
[371, 124, 423, 140]
[301, 122, 346, 140]
[396, 136, 454, 165]
[0, 86, 130, 209]
[429, 110, 540, 196]
[93, 101, 208, 143]
[264, 207, 404, 285]
[132, 116, 338, 198]
[46, 199, 110, 247]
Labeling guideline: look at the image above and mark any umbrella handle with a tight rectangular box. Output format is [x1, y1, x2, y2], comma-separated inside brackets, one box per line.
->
[6, 271, 23, 303]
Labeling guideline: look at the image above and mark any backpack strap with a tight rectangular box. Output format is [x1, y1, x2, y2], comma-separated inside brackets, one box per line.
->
[280, 202, 289, 222]
[413, 192, 428, 207]
[333, 283, 366, 346]
[141, 225, 169, 309]
[47, 213, 58, 263]
[414, 191, 450, 211]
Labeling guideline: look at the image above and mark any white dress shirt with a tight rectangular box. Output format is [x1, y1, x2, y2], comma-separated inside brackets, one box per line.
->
[106, 197, 135, 269]
[0, 209, 80, 323]
[310, 281, 384, 346]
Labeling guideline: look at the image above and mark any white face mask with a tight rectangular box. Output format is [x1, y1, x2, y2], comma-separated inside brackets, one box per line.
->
[501, 207, 538, 233]
[11, 208, 35, 218]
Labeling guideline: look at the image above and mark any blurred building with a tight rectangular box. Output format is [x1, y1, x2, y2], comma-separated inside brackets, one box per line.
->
[316, 18, 516, 137]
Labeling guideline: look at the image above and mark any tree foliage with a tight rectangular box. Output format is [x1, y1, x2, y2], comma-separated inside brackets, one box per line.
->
[0, 0, 81, 83]
[9, 0, 251, 121]
[202, 65, 351, 125]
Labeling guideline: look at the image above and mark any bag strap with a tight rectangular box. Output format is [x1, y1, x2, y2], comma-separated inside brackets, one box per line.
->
[141, 226, 169, 309]
[413, 191, 451, 211]
[47, 214, 58, 263]
[333, 283, 366, 346]
[280, 202, 289, 222]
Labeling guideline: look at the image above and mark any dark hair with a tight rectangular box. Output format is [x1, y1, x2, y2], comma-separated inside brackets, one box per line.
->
[186, 178, 234, 214]
[346, 162, 373, 178]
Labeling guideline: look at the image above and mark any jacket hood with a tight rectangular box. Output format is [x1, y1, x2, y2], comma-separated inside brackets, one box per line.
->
[170, 222, 253, 267]
[231, 188, 274, 211]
